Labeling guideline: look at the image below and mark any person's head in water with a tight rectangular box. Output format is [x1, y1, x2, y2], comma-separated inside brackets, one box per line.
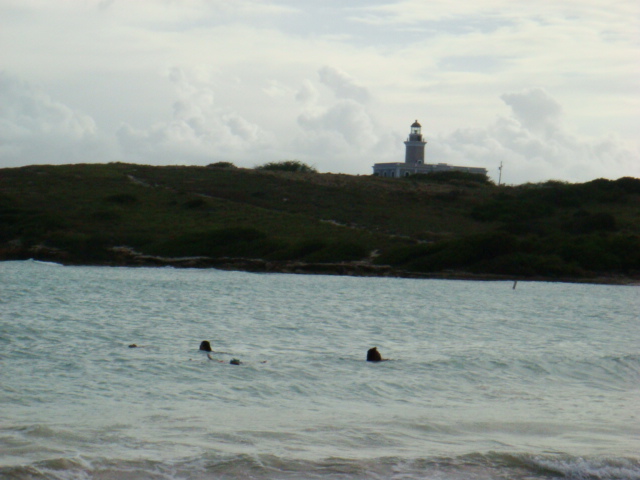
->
[367, 347, 383, 362]
[199, 340, 212, 352]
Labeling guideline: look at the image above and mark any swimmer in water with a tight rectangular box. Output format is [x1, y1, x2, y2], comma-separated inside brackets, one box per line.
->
[207, 353, 224, 363]
[199, 340, 213, 352]
[366, 347, 388, 362]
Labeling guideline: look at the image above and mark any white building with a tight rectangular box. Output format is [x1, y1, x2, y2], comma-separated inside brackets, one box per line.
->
[372, 120, 487, 178]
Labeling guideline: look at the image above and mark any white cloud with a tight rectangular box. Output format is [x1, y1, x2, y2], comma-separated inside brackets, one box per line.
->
[263, 79, 294, 98]
[0, 72, 112, 166]
[0, 1, 637, 182]
[290, 67, 400, 172]
[296, 99, 377, 151]
[295, 80, 319, 105]
[98, 0, 115, 11]
[318, 66, 371, 104]
[500, 88, 562, 135]
[430, 88, 639, 184]
[116, 67, 275, 165]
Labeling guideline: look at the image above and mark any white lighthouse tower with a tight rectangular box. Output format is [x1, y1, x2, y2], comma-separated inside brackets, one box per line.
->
[404, 120, 427, 165]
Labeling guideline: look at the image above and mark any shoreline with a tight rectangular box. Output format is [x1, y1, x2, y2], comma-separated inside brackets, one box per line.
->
[4, 247, 639, 286]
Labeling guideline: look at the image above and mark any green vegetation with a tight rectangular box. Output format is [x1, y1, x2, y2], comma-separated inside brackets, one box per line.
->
[207, 161, 236, 169]
[1, 163, 639, 282]
[255, 160, 318, 173]
[405, 171, 493, 186]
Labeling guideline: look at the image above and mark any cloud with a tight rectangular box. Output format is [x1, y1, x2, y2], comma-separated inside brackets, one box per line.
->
[0, 72, 112, 167]
[500, 88, 562, 134]
[318, 66, 371, 104]
[0, 69, 278, 168]
[295, 80, 319, 105]
[1, 69, 636, 183]
[296, 99, 378, 151]
[430, 88, 639, 184]
[97, 0, 115, 11]
[263, 79, 294, 98]
[292, 66, 399, 172]
[438, 55, 511, 74]
[116, 67, 275, 165]
[296, 66, 377, 151]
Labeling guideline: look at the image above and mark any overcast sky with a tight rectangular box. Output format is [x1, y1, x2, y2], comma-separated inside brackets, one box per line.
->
[1, 0, 638, 184]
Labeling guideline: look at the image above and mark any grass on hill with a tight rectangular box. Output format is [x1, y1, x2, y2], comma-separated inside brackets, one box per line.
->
[1, 162, 639, 280]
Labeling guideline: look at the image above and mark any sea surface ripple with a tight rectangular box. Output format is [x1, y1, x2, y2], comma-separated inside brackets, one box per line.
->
[1, 260, 638, 479]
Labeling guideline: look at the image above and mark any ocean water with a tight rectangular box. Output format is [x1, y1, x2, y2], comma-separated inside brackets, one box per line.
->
[1, 260, 639, 479]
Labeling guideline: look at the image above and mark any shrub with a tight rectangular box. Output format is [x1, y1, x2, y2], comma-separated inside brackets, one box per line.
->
[11, 212, 68, 240]
[150, 227, 279, 259]
[105, 193, 138, 205]
[183, 197, 207, 209]
[91, 210, 121, 222]
[46, 231, 112, 261]
[615, 177, 640, 194]
[270, 239, 327, 261]
[609, 234, 640, 271]
[207, 162, 236, 169]
[304, 241, 368, 263]
[404, 234, 516, 272]
[0, 197, 23, 230]
[471, 192, 555, 222]
[557, 235, 622, 271]
[255, 160, 317, 173]
[564, 211, 618, 234]
[408, 171, 491, 185]
[374, 243, 436, 266]
[472, 253, 583, 277]
[376, 233, 518, 272]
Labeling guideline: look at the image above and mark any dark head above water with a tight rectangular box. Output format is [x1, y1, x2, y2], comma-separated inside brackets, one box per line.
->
[199, 340, 212, 352]
[367, 347, 383, 362]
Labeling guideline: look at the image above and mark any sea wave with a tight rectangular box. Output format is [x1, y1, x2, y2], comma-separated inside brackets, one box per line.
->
[2, 452, 639, 480]
[27, 258, 64, 266]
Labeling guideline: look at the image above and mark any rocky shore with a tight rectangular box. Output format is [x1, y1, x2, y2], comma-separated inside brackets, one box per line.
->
[2, 243, 638, 286]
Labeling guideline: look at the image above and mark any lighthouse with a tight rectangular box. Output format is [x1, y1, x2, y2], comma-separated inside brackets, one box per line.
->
[404, 120, 426, 165]
[371, 119, 487, 178]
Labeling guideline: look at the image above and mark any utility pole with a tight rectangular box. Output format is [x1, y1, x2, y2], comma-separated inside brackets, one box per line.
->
[498, 161, 503, 186]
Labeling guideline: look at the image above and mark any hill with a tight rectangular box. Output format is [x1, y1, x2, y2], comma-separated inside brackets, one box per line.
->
[1, 163, 639, 283]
